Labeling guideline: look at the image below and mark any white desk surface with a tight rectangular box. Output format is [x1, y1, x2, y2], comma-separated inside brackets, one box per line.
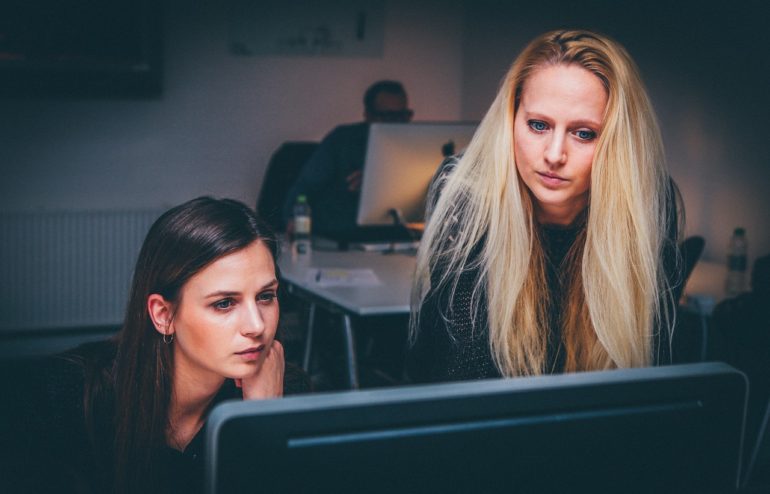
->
[280, 251, 732, 317]
[278, 249, 416, 316]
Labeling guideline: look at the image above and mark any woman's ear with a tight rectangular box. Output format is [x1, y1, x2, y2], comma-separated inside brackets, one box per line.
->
[147, 294, 174, 337]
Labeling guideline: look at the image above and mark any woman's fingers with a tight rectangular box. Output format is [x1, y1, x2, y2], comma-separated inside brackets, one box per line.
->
[240, 340, 284, 400]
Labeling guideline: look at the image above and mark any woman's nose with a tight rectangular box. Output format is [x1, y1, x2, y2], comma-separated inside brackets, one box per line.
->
[544, 135, 567, 166]
[241, 303, 266, 337]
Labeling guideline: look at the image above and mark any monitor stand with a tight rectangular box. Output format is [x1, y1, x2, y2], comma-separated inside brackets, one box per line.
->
[319, 209, 420, 251]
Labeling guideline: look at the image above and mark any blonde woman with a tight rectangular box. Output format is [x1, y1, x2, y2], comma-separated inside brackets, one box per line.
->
[408, 29, 682, 382]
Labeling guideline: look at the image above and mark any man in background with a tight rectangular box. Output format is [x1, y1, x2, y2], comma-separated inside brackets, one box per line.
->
[283, 80, 413, 236]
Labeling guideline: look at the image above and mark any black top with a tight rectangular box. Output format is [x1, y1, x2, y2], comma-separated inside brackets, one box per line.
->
[282, 122, 370, 235]
[407, 224, 583, 383]
[407, 158, 681, 384]
[9, 340, 310, 494]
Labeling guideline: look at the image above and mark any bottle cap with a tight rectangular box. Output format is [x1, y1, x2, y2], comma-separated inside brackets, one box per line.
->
[297, 195, 307, 203]
[734, 227, 745, 236]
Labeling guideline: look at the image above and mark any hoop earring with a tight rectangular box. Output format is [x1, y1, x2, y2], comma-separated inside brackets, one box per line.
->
[163, 332, 174, 344]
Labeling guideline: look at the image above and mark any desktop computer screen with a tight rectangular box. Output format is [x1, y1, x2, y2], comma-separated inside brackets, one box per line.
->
[356, 122, 477, 227]
[205, 363, 746, 494]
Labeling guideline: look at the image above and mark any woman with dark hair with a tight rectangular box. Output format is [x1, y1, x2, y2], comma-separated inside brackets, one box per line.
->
[20, 197, 306, 493]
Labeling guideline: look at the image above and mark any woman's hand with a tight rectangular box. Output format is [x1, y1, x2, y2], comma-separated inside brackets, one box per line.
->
[236, 340, 285, 400]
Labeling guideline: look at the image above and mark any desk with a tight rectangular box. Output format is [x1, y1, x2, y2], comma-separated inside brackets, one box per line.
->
[278, 249, 416, 389]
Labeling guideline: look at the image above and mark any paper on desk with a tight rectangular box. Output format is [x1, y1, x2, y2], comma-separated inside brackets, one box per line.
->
[306, 268, 382, 287]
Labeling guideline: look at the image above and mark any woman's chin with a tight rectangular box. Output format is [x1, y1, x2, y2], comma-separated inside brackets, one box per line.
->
[229, 363, 263, 380]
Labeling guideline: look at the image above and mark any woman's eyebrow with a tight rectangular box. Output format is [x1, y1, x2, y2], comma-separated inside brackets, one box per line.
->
[569, 118, 602, 128]
[203, 279, 278, 299]
[522, 110, 602, 128]
[204, 290, 240, 299]
[261, 279, 279, 289]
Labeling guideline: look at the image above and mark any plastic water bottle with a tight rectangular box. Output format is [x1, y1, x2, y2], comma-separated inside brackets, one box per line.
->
[725, 227, 748, 297]
[292, 195, 312, 258]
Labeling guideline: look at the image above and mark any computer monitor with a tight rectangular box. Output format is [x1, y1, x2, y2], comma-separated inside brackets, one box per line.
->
[205, 363, 746, 494]
[356, 122, 477, 226]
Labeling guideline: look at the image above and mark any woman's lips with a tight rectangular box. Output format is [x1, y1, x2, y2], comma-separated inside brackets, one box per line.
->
[537, 171, 567, 187]
[236, 345, 264, 361]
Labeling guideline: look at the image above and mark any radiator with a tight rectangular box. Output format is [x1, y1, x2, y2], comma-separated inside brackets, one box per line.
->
[0, 209, 164, 331]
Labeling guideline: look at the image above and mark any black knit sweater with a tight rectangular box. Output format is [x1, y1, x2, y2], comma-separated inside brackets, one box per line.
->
[408, 224, 578, 382]
[407, 159, 681, 384]
[8, 340, 310, 494]
[407, 221, 679, 383]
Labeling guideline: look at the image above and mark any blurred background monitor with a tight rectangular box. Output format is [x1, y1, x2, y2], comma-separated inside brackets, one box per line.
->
[356, 122, 477, 226]
[205, 363, 746, 494]
[0, 0, 162, 97]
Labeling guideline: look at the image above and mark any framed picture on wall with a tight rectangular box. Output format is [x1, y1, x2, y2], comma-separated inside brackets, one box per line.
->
[227, 0, 384, 58]
[0, 0, 162, 98]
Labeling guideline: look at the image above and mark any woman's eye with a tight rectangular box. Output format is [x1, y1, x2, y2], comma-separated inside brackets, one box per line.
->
[575, 129, 597, 141]
[258, 292, 277, 304]
[213, 298, 234, 310]
[528, 120, 548, 132]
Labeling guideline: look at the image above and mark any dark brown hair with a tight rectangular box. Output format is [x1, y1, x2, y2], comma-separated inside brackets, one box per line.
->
[105, 197, 277, 493]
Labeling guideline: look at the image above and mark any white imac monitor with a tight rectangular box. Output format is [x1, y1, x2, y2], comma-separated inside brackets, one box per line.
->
[356, 122, 477, 226]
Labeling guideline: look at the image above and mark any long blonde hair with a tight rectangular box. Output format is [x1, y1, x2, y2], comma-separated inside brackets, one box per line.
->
[411, 30, 678, 376]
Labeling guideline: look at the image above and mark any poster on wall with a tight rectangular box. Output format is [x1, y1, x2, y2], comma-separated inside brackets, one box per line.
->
[0, 0, 162, 97]
[227, 0, 385, 57]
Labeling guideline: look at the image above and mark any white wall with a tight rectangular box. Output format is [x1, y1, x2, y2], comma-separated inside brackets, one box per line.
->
[0, 0, 464, 212]
[1, 0, 767, 269]
[459, 0, 770, 268]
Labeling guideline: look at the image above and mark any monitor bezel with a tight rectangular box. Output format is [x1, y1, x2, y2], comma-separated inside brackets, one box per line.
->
[205, 363, 747, 494]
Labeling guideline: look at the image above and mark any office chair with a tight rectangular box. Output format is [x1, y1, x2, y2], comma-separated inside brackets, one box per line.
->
[676, 235, 705, 303]
[713, 256, 770, 488]
[669, 236, 707, 362]
[742, 396, 770, 492]
[256, 141, 318, 233]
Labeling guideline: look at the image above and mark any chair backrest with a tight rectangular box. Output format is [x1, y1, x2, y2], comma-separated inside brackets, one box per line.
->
[712, 289, 770, 490]
[256, 141, 318, 233]
[681, 236, 705, 283]
[743, 396, 770, 490]
[674, 235, 705, 303]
